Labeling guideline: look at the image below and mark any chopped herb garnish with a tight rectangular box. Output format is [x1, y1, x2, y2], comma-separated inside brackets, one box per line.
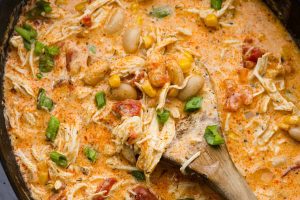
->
[184, 96, 203, 112]
[34, 41, 45, 55]
[15, 24, 37, 50]
[46, 116, 60, 141]
[95, 92, 106, 109]
[36, 72, 43, 79]
[211, 0, 223, 10]
[88, 45, 96, 54]
[50, 151, 68, 168]
[45, 45, 60, 56]
[157, 109, 170, 124]
[204, 125, 224, 146]
[23, 41, 32, 51]
[35, 44, 59, 73]
[150, 6, 172, 18]
[39, 54, 55, 72]
[84, 146, 98, 163]
[37, 88, 54, 111]
[26, 0, 52, 19]
[131, 170, 145, 181]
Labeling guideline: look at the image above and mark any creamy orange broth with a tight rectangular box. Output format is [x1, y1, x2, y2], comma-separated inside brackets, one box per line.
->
[4, 0, 300, 199]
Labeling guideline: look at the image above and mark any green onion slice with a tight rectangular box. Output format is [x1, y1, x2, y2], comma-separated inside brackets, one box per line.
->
[204, 125, 225, 146]
[211, 0, 223, 10]
[39, 54, 54, 72]
[34, 41, 45, 55]
[35, 44, 59, 73]
[37, 88, 54, 111]
[36, 72, 43, 79]
[15, 24, 37, 50]
[50, 151, 68, 168]
[184, 96, 203, 112]
[26, 0, 52, 19]
[131, 170, 145, 181]
[88, 45, 96, 54]
[15, 27, 32, 43]
[95, 92, 106, 109]
[45, 46, 60, 56]
[46, 116, 60, 141]
[150, 6, 172, 18]
[157, 109, 170, 124]
[84, 146, 98, 163]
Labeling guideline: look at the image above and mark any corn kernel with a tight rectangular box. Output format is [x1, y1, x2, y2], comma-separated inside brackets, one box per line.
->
[109, 74, 121, 88]
[278, 123, 290, 131]
[75, 1, 87, 13]
[38, 171, 49, 185]
[55, 0, 68, 5]
[204, 14, 219, 28]
[131, 3, 139, 13]
[37, 162, 48, 185]
[227, 131, 239, 141]
[137, 16, 143, 25]
[258, 33, 266, 41]
[183, 51, 193, 62]
[283, 115, 300, 125]
[143, 35, 154, 49]
[142, 80, 157, 97]
[178, 58, 192, 73]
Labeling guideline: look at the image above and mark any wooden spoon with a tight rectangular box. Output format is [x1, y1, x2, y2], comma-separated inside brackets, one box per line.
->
[163, 66, 256, 200]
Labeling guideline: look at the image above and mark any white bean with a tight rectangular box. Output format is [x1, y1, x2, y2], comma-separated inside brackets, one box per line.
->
[167, 62, 184, 97]
[104, 8, 125, 34]
[122, 26, 141, 53]
[178, 75, 204, 101]
[111, 83, 137, 100]
[168, 63, 184, 85]
[288, 126, 300, 142]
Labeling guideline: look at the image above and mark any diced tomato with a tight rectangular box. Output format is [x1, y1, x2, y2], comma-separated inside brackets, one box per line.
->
[113, 100, 142, 117]
[224, 79, 237, 95]
[247, 47, 264, 63]
[132, 186, 158, 200]
[93, 178, 117, 200]
[240, 85, 253, 105]
[223, 79, 253, 112]
[242, 39, 264, 69]
[224, 93, 242, 112]
[237, 68, 249, 83]
[81, 15, 92, 27]
[243, 37, 253, 44]
[243, 60, 256, 69]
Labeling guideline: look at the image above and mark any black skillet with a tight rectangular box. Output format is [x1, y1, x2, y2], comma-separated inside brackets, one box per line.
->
[0, 0, 299, 199]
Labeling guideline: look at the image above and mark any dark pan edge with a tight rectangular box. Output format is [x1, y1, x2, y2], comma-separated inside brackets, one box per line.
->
[264, 0, 300, 46]
[0, 0, 32, 199]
